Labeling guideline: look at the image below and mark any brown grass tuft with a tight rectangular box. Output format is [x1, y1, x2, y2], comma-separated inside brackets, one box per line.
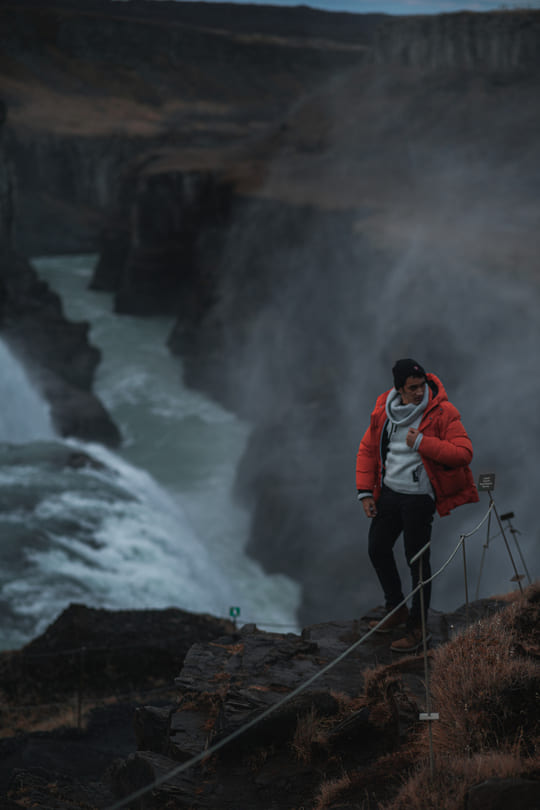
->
[291, 706, 329, 764]
[314, 771, 352, 810]
[381, 750, 528, 810]
[426, 612, 540, 759]
[376, 589, 540, 810]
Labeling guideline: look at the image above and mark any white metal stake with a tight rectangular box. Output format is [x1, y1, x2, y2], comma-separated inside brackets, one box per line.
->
[413, 545, 438, 779]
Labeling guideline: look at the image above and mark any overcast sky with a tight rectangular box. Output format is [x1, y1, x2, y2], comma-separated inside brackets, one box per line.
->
[184, 1, 540, 14]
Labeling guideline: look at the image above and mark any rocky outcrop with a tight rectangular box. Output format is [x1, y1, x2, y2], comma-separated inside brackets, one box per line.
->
[0, 104, 120, 444]
[87, 591, 540, 808]
[0, 603, 235, 704]
[465, 777, 540, 810]
[2, 592, 539, 810]
[0, 603, 235, 810]
[374, 10, 540, 72]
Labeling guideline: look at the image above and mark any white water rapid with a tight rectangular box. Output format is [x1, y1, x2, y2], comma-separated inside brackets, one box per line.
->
[0, 255, 300, 650]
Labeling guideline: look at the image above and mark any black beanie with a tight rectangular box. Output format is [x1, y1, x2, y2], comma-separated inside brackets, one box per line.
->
[392, 358, 426, 390]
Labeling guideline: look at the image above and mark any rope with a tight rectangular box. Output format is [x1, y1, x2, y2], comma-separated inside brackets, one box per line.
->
[460, 500, 494, 538]
[3, 682, 179, 713]
[105, 501, 495, 810]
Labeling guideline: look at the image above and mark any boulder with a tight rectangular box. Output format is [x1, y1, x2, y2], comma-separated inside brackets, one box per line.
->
[465, 777, 540, 810]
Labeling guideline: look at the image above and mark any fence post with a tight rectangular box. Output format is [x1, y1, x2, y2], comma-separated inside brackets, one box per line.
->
[411, 542, 439, 779]
[462, 537, 470, 627]
[77, 647, 85, 730]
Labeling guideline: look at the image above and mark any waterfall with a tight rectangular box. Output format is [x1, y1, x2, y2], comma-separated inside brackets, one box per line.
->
[0, 339, 56, 443]
[0, 255, 300, 651]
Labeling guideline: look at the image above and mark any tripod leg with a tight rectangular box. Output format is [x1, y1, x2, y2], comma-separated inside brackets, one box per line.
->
[509, 522, 532, 585]
[493, 505, 524, 593]
[475, 509, 492, 600]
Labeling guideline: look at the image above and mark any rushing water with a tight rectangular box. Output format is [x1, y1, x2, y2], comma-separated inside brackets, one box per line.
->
[0, 255, 300, 650]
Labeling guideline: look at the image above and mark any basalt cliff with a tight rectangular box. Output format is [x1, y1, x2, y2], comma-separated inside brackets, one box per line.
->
[2, 2, 540, 624]
[0, 102, 119, 444]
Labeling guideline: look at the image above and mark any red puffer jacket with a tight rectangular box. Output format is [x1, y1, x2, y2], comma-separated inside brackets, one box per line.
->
[356, 373, 479, 517]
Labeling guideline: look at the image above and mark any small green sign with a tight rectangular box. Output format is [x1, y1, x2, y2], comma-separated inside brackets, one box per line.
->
[229, 606, 241, 618]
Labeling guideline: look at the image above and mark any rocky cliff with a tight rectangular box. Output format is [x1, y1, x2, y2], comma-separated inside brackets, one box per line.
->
[0, 103, 120, 444]
[1, 0, 375, 255]
[2, 589, 540, 810]
[0, 101, 13, 247]
[374, 10, 540, 72]
[0, 603, 235, 809]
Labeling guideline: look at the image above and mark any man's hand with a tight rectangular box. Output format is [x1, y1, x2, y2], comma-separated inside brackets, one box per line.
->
[406, 428, 420, 448]
[361, 497, 377, 519]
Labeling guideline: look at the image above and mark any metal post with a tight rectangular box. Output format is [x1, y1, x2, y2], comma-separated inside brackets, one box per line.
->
[475, 506, 492, 600]
[501, 512, 531, 585]
[413, 547, 438, 779]
[462, 538, 470, 627]
[77, 647, 85, 730]
[491, 499, 524, 594]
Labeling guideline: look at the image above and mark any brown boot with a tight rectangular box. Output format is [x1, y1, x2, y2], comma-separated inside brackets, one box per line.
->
[368, 604, 409, 633]
[391, 626, 431, 653]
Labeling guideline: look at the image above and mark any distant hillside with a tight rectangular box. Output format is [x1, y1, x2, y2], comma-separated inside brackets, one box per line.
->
[1, 0, 378, 252]
[5, 0, 385, 44]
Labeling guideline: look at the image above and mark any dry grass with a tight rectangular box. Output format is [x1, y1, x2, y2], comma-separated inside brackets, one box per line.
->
[291, 706, 327, 764]
[315, 749, 418, 810]
[427, 607, 540, 759]
[310, 589, 540, 810]
[0, 703, 83, 736]
[382, 750, 539, 810]
[0, 686, 180, 737]
[377, 586, 540, 810]
[314, 771, 352, 810]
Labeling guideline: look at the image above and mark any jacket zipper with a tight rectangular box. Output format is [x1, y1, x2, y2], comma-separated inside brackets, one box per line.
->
[379, 417, 389, 488]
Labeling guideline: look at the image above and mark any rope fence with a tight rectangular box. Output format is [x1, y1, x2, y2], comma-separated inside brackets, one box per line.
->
[1, 493, 529, 805]
[105, 496, 523, 810]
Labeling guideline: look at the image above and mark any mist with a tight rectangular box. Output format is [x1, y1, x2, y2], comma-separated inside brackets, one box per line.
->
[188, 60, 540, 624]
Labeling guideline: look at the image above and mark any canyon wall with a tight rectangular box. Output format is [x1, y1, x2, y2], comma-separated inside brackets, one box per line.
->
[0, 102, 13, 250]
[2, 0, 372, 255]
[0, 104, 120, 444]
[374, 10, 540, 72]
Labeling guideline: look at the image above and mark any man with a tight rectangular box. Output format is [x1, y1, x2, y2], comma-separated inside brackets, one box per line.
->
[356, 359, 479, 652]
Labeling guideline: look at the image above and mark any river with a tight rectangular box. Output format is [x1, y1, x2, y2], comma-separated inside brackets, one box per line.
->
[0, 254, 300, 650]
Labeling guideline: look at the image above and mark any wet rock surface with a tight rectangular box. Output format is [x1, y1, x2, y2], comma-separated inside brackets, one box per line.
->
[465, 777, 540, 810]
[0, 604, 235, 809]
[0, 597, 514, 809]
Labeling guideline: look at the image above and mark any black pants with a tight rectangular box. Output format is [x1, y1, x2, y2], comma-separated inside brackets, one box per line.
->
[368, 485, 436, 628]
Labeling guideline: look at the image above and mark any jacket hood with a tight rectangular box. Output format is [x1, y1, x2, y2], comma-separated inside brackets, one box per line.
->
[426, 372, 448, 410]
